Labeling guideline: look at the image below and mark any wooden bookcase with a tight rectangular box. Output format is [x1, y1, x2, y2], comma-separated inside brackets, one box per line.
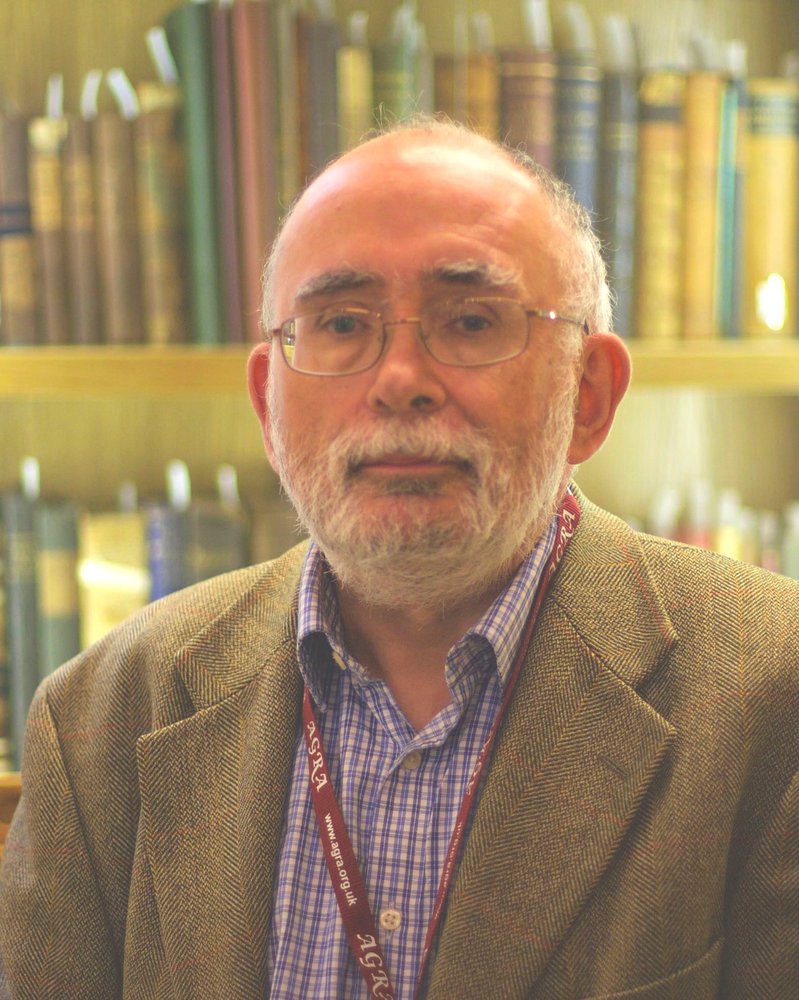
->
[0, 0, 798, 520]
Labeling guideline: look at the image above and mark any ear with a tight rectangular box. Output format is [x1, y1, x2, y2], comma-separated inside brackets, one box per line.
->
[567, 333, 631, 465]
[247, 341, 277, 465]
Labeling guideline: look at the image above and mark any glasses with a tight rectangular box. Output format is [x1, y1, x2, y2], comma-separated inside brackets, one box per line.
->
[267, 297, 589, 376]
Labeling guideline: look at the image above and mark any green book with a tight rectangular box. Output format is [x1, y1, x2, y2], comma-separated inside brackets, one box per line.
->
[1, 493, 38, 770]
[34, 500, 81, 680]
[165, 0, 224, 344]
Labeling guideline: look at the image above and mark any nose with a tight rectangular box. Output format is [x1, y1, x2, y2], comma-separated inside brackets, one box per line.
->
[365, 320, 448, 415]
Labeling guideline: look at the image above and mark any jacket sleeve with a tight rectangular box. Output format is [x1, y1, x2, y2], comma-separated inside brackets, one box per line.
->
[0, 683, 122, 1000]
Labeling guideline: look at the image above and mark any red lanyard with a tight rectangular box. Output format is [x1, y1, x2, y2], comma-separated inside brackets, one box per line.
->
[301, 490, 581, 1000]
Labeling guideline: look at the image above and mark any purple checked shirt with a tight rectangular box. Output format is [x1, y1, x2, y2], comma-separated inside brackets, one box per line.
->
[266, 514, 557, 999]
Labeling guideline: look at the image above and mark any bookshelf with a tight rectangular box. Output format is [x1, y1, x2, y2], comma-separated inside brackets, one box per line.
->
[0, 1, 797, 521]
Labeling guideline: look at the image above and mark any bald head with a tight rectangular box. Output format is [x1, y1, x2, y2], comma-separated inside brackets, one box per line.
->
[261, 120, 612, 337]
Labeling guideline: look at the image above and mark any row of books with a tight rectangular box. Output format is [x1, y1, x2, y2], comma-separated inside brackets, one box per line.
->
[0, 459, 299, 771]
[636, 482, 799, 577]
[0, 0, 798, 350]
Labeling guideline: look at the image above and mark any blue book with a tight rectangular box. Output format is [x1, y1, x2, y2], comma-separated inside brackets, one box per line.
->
[556, 48, 602, 212]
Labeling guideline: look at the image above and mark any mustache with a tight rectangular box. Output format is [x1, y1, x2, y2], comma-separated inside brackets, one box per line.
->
[327, 421, 495, 478]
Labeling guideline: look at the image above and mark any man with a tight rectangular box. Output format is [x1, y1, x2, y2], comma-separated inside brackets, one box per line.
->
[1, 121, 798, 999]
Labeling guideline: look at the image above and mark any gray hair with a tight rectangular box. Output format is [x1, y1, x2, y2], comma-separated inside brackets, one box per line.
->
[260, 116, 613, 338]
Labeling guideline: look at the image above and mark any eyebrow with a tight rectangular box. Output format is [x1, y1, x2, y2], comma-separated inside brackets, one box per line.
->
[293, 268, 383, 305]
[420, 260, 523, 291]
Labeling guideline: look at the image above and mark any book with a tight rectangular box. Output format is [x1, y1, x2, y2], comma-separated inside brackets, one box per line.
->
[94, 71, 145, 345]
[62, 116, 102, 345]
[231, 0, 280, 343]
[77, 506, 149, 648]
[682, 70, 726, 339]
[741, 77, 799, 338]
[499, 47, 557, 169]
[34, 500, 81, 679]
[716, 42, 747, 339]
[435, 13, 499, 140]
[554, 2, 602, 212]
[300, 1, 342, 178]
[164, 0, 224, 345]
[274, 0, 302, 208]
[209, 4, 245, 344]
[1, 484, 39, 771]
[372, 2, 420, 123]
[635, 70, 686, 341]
[62, 71, 103, 346]
[135, 82, 191, 345]
[27, 114, 70, 344]
[0, 114, 38, 345]
[185, 498, 249, 584]
[337, 12, 374, 151]
[0, 523, 13, 773]
[596, 15, 638, 338]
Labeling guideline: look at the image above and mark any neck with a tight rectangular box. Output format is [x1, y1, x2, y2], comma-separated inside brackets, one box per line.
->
[334, 576, 511, 731]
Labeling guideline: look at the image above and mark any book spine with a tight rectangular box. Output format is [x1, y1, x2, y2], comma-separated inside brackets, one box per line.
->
[1, 494, 38, 771]
[597, 70, 638, 338]
[337, 43, 374, 151]
[742, 78, 799, 339]
[28, 116, 70, 344]
[635, 71, 686, 342]
[186, 502, 249, 585]
[305, 16, 342, 175]
[165, 0, 224, 345]
[0, 116, 38, 346]
[146, 505, 189, 600]
[372, 41, 417, 123]
[77, 510, 149, 650]
[499, 48, 557, 170]
[211, 1, 245, 344]
[93, 113, 144, 344]
[231, 0, 279, 345]
[717, 77, 747, 339]
[274, 0, 302, 208]
[134, 89, 190, 345]
[34, 501, 81, 680]
[556, 50, 602, 211]
[0, 523, 13, 772]
[682, 72, 725, 340]
[62, 117, 102, 345]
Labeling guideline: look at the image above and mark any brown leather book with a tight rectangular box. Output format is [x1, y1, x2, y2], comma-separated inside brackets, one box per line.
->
[135, 84, 190, 345]
[0, 115, 37, 345]
[499, 47, 557, 169]
[231, 0, 279, 343]
[62, 117, 102, 344]
[434, 53, 501, 140]
[28, 116, 70, 344]
[93, 112, 144, 344]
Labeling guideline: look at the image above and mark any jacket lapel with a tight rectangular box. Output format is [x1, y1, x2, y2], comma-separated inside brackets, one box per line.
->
[135, 556, 304, 998]
[429, 499, 678, 999]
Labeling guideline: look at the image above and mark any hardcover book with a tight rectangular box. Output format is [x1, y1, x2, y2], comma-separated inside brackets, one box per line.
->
[741, 77, 799, 338]
[34, 500, 81, 680]
[62, 117, 102, 344]
[635, 70, 686, 341]
[0, 115, 37, 345]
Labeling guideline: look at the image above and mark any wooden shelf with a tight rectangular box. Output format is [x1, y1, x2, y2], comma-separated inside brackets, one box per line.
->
[0, 346, 253, 396]
[629, 341, 799, 393]
[0, 342, 799, 395]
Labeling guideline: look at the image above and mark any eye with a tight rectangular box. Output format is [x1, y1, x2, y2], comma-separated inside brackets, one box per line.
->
[438, 301, 499, 336]
[316, 308, 374, 336]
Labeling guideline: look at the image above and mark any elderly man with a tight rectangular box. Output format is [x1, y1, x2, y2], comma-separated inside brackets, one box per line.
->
[1, 121, 798, 1000]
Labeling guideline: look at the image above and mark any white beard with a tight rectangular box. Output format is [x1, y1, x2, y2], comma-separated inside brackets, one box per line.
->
[267, 377, 577, 612]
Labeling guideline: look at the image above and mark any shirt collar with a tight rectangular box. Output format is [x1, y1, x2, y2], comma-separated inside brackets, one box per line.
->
[296, 516, 558, 710]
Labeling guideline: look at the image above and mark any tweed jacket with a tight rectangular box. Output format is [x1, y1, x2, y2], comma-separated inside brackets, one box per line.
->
[1, 493, 798, 999]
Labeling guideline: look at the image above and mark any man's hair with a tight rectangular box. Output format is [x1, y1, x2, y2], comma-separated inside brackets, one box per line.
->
[260, 115, 613, 336]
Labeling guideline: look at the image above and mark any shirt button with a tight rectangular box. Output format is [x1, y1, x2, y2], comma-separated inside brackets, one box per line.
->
[401, 750, 423, 771]
[379, 908, 402, 931]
